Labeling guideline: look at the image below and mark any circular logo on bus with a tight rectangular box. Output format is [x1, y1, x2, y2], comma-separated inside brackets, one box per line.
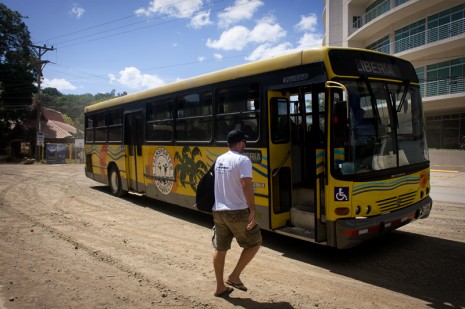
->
[153, 147, 174, 195]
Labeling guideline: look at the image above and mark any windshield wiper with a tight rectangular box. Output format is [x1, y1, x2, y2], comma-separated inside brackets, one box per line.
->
[364, 79, 380, 140]
[396, 82, 409, 113]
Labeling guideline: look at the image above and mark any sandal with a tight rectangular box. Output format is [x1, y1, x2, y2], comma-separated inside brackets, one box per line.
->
[214, 287, 234, 298]
[226, 280, 248, 291]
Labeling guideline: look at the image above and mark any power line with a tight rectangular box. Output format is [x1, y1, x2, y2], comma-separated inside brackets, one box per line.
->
[36, 0, 228, 49]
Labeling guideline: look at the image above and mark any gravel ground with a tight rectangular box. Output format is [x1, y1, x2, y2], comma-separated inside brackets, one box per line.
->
[1, 164, 464, 309]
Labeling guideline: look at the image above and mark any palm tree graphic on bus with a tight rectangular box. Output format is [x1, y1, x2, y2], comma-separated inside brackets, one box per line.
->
[174, 146, 208, 192]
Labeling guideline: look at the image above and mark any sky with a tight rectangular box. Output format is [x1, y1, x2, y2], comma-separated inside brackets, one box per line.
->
[3, 0, 324, 95]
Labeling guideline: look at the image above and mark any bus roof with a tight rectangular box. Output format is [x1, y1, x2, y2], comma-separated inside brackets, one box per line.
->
[84, 46, 402, 113]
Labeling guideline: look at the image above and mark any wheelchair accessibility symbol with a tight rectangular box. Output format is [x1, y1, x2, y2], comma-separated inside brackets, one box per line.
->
[335, 187, 349, 201]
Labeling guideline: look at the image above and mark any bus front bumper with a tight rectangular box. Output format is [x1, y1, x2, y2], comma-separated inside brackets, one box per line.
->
[334, 196, 433, 249]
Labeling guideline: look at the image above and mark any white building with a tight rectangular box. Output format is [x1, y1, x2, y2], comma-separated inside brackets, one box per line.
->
[323, 0, 465, 148]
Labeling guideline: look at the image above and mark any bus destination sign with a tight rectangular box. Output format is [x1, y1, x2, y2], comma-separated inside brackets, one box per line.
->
[355, 60, 400, 79]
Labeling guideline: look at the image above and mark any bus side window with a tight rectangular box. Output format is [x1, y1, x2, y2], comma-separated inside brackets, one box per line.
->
[146, 99, 174, 141]
[94, 112, 107, 142]
[215, 82, 260, 141]
[175, 92, 212, 141]
[85, 115, 94, 143]
[108, 109, 123, 142]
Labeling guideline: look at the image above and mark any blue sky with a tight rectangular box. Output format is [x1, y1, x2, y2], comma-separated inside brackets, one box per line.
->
[3, 0, 324, 95]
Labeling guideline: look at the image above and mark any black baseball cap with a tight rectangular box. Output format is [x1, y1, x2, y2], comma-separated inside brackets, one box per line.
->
[227, 130, 248, 145]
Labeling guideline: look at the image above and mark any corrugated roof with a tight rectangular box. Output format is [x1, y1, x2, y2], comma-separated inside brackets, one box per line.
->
[27, 108, 77, 139]
[42, 120, 73, 139]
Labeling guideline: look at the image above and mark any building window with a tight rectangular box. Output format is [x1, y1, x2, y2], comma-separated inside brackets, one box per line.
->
[365, 0, 391, 24]
[395, 19, 426, 53]
[424, 57, 465, 97]
[394, 4, 465, 53]
[367, 35, 390, 54]
[426, 113, 465, 149]
[353, 16, 362, 28]
[427, 4, 465, 43]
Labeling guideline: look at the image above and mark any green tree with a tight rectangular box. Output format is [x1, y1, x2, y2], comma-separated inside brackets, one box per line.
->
[0, 3, 36, 148]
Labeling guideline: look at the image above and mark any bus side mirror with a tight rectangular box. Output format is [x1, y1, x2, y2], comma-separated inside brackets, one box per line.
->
[333, 101, 348, 144]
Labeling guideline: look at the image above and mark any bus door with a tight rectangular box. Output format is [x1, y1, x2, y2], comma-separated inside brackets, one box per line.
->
[268, 91, 292, 229]
[268, 86, 327, 243]
[291, 86, 326, 243]
[124, 111, 145, 193]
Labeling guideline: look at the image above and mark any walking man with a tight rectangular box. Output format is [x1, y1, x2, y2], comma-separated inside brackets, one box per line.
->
[212, 130, 262, 297]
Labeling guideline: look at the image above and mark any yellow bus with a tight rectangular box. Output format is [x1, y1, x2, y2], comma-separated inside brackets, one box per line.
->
[84, 47, 432, 249]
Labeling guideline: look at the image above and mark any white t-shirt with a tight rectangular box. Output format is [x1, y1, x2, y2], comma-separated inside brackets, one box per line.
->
[213, 150, 252, 211]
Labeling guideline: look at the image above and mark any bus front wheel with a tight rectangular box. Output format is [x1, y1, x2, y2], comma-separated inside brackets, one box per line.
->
[109, 166, 127, 197]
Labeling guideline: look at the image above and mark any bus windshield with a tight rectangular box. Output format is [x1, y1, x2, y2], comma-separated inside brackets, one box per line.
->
[333, 80, 428, 176]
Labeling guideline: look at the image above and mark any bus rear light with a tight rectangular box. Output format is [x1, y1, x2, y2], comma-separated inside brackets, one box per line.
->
[355, 206, 361, 215]
[335, 207, 350, 215]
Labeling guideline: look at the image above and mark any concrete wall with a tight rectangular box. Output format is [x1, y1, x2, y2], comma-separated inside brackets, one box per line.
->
[429, 149, 465, 172]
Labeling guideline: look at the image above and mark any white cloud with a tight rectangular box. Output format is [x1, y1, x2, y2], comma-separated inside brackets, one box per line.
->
[206, 26, 249, 51]
[108, 67, 165, 90]
[244, 31, 322, 62]
[198, 56, 206, 62]
[295, 13, 318, 32]
[297, 32, 322, 49]
[71, 3, 85, 19]
[135, 0, 203, 19]
[245, 42, 294, 61]
[189, 10, 212, 29]
[249, 17, 286, 43]
[213, 53, 223, 61]
[206, 17, 286, 51]
[42, 78, 77, 91]
[217, 0, 264, 28]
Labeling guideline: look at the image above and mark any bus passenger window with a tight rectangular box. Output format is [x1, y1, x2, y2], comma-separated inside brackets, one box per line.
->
[146, 99, 173, 141]
[215, 82, 260, 141]
[175, 91, 212, 141]
[85, 115, 94, 142]
[108, 109, 123, 142]
[94, 112, 107, 142]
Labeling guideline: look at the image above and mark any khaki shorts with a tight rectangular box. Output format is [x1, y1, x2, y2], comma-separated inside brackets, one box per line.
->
[212, 209, 262, 251]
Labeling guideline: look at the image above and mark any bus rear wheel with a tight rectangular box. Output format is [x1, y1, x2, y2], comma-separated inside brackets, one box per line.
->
[109, 166, 127, 197]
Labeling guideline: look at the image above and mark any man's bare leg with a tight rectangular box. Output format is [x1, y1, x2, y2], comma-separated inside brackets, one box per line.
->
[213, 250, 229, 294]
[227, 243, 260, 286]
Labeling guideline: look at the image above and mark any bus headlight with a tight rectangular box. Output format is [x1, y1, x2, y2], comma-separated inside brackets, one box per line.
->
[366, 205, 372, 215]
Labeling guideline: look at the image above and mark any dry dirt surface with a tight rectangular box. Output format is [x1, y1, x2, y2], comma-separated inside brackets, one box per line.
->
[1, 164, 464, 309]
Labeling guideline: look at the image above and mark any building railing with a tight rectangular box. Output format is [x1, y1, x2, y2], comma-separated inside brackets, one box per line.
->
[420, 76, 465, 98]
[395, 17, 465, 53]
[373, 44, 390, 54]
[369, 17, 465, 54]
[352, 0, 410, 29]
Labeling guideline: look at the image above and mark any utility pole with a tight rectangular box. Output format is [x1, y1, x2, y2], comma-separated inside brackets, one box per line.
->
[31, 44, 54, 161]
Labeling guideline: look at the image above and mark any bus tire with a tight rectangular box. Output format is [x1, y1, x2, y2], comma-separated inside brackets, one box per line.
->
[109, 166, 127, 197]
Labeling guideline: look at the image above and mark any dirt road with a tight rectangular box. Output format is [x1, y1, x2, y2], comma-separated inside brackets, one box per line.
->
[1, 164, 464, 309]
